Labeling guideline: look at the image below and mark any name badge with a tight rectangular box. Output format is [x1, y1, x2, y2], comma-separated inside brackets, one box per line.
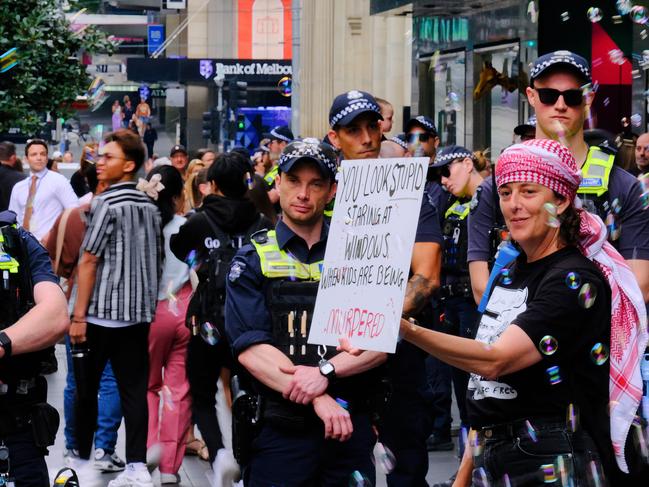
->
[579, 177, 602, 188]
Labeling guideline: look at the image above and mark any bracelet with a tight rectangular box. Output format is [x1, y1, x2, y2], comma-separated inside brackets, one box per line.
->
[71, 317, 86, 323]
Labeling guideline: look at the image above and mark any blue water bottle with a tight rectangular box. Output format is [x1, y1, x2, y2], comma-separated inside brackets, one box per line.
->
[477, 242, 520, 313]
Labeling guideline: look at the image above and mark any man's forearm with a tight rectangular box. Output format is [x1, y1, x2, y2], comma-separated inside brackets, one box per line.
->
[402, 273, 437, 316]
[238, 344, 296, 394]
[330, 350, 387, 378]
[4, 282, 69, 356]
[72, 252, 98, 319]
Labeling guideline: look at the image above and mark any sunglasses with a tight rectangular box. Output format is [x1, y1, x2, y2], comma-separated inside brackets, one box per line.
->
[535, 88, 584, 107]
[439, 159, 462, 178]
[407, 133, 432, 144]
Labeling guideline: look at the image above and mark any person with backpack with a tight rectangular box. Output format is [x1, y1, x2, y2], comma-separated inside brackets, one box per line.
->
[170, 151, 271, 486]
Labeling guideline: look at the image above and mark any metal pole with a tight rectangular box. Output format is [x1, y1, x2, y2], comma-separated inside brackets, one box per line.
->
[291, 0, 301, 136]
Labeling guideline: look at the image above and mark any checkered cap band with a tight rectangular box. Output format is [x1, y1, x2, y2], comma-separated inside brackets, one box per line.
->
[270, 128, 292, 143]
[389, 135, 408, 151]
[434, 149, 473, 165]
[414, 116, 435, 131]
[531, 51, 591, 81]
[329, 101, 381, 127]
[495, 139, 581, 201]
[279, 139, 338, 176]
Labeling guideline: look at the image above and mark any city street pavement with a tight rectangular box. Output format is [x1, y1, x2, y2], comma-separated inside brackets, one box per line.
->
[44, 344, 459, 486]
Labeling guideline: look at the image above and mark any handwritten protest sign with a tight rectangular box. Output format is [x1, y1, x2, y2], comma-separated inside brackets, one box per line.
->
[308, 157, 429, 353]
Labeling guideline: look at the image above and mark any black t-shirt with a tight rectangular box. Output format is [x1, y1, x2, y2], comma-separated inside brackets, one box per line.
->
[467, 247, 611, 445]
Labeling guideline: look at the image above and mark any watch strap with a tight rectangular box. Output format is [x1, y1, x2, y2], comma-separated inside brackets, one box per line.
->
[0, 331, 12, 359]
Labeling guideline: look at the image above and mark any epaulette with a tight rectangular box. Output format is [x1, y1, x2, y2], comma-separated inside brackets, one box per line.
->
[251, 229, 269, 244]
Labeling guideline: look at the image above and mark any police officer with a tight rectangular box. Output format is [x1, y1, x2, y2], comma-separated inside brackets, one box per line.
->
[429, 146, 483, 459]
[263, 125, 295, 188]
[225, 138, 387, 486]
[0, 210, 69, 486]
[513, 115, 536, 142]
[469, 50, 649, 305]
[328, 92, 443, 486]
[170, 152, 270, 482]
[466, 50, 649, 484]
[406, 115, 440, 159]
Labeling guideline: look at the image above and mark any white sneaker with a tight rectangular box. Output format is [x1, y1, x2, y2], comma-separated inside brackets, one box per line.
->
[63, 448, 80, 467]
[208, 449, 240, 487]
[94, 448, 126, 472]
[160, 472, 181, 484]
[107, 467, 154, 487]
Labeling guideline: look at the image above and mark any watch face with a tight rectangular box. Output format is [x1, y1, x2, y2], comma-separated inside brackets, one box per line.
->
[320, 362, 334, 375]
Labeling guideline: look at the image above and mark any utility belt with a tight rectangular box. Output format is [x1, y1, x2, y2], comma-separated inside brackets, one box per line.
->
[0, 374, 47, 405]
[436, 278, 472, 300]
[0, 402, 59, 448]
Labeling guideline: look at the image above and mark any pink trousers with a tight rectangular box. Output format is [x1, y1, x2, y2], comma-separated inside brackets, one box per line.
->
[147, 283, 193, 475]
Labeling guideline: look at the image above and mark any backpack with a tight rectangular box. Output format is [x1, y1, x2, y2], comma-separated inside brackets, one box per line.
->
[186, 212, 267, 334]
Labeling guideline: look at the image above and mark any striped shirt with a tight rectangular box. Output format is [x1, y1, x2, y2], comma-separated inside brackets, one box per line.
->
[82, 181, 161, 323]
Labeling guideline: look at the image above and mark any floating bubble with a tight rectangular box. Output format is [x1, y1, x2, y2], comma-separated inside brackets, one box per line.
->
[546, 365, 562, 385]
[349, 471, 372, 487]
[0, 47, 18, 73]
[344, 216, 352, 225]
[200, 321, 220, 345]
[631, 5, 649, 25]
[373, 442, 396, 474]
[641, 191, 649, 210]
[469, 429, 484, 457]
[617, 0, 632, 15]
[632, 419, 649, 462]
[578, 283, 597, 309]
[525, 420, 538, 442]
[606, 212, 621, 241]
[541, 464, 557, 483]
[160, 385, 175, 411]
[609, 49, 625, 66]
[567, 403, 579, 432]
[590, 343, 609, 365]
[611, 198, 621, 215]
[587, 460, 604, 487]
[631, 114, 642, 127]
[642, 30, 648, 40]
[185, 249, 199, 270]
[500, 268, 513, 285]
[555, 455, 572, 486]
[587, 7, 603, 22]
[565, 272, 581, 290]
[502, 474, 512, 487]
[539, 335, 558, 356]
[336, 397, 349, 410]
[544, 202, 560, 228]
[561, 11, 570, 22]
[473, 467, 490, 487]
[277, 76, 292, 97]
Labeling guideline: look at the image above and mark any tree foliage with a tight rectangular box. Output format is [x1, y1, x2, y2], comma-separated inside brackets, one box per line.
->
[0, 0, 116, 135]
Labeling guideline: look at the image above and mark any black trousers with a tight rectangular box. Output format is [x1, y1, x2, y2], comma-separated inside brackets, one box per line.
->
[245, 413, 375, 487]
[75, 322, 150, 463]
[1, 430, 49, 487]
[186, 333, 229, 463]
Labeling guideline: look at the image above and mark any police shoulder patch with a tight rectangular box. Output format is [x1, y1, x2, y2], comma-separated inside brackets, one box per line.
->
[228, 261, 246, 283]
[470, 186, 482, 213]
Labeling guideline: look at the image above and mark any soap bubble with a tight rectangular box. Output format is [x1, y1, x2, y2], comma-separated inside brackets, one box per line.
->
[578, 283, 597, 309]
[546, 365, 562, 385]
[349, 471, 372, 487]
[631, 5, 648, 25]
[617, 0, 632, 15]
[561, 11, 570, 22]
[590, 343, 609, 365]
[609, 49, 625, 65]
[500, 268, 513, 285]
[631, 114, 642, 127]
[539, 335, 558, 355]
[525, 420, 538, 442]
[587, 7, 603, 22]
[373, 442, 396, 474]
[200, 321, 220, 345]
[642, 30, 648, 40]
[473, 467, 490, 487]
[544, 202, 560, 228]
[567, 403, 579, 432]
[541, 464, 557, 483]
[565, 272, 581, 290]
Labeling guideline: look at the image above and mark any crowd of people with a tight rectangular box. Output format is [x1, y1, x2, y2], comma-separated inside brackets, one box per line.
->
[0, 49, 648, 487]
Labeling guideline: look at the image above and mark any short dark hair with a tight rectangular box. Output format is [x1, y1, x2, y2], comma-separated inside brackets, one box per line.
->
[196, 148, 216, 160]
[25, 139, 48, 156]
[207, 151, 251, 199]
[0, 141, 16, 161]
[104, 129, 145, 172]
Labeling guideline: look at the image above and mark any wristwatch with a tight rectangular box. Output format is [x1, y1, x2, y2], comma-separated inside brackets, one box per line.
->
[0, 331, 12, 359]
[318, 359, 336, 381]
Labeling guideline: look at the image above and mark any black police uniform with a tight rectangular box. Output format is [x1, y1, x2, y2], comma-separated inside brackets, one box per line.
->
[0, 211, 60, 486]
[225, 220, 380, 486]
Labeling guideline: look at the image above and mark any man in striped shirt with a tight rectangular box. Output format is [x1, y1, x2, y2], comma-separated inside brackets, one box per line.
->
[70, 129, 161, 487]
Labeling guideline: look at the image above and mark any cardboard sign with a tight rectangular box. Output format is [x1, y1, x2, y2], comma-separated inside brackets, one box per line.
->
[308, 157, 429, 353]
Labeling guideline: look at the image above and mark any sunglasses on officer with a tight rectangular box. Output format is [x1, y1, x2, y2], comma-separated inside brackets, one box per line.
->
[439, 159, 463, 178]
[535, 88, 584, 107]
[407, 132, 433, 144]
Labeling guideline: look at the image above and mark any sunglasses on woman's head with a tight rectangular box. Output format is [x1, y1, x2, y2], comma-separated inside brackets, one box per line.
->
[535, 88, 584, 107]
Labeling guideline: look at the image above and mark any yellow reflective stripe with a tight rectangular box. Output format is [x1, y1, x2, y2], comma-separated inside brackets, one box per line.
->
[444, 200, 470, 220]
[264, 166, 279, 186]
[252, 230, 323, 280]
[577, 147, 614, 197]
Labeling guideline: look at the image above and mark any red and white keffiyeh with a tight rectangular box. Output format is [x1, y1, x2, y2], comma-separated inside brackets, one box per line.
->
[496, 139, 649, 473]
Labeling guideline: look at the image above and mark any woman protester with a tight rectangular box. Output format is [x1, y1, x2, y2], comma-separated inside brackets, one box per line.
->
[142, 166, 193, 484]
[344, 139, 649, 485]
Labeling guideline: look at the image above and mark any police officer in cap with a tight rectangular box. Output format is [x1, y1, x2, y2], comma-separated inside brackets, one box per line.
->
[467, 50, 649, 484]
[0, 210, 69, 485]
[225, 138, 386, 485]
[513, 115, 536, 142]
[263, 125, 295, 187]
[406, 116, 441, 159]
